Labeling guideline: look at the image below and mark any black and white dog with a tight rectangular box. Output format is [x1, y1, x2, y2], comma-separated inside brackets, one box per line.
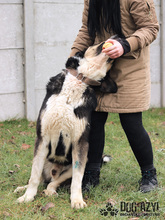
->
[14, 42, 117, 209]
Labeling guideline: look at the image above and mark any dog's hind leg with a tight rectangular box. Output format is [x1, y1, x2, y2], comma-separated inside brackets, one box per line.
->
[43, 166, 72, 196]
[16, 138, 49, 203]
[70, 138, 88, 209]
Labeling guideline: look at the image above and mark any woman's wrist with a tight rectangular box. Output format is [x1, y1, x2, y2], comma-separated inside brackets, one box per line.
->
[116, 38, 131, 55]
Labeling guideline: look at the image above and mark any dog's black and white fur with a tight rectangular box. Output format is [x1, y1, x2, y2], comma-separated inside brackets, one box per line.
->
[14, 42, 117, 209]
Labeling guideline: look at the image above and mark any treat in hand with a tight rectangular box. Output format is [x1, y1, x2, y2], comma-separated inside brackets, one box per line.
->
[102, 42, 113, 49]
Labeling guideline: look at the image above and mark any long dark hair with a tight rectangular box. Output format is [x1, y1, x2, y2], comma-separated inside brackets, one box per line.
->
[88, 0, 123, 39]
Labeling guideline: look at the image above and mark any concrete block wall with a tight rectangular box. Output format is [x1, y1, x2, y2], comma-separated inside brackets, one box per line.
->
[0, 0, 164, 121]
[150, 0, 161, 107]
[0, 0, 24, 121]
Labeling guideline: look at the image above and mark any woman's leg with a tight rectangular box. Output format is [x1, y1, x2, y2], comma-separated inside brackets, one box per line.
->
[119, 112, 158, 192]
[86, 111, 108, 170]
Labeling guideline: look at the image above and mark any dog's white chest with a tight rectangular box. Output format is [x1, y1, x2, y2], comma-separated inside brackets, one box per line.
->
[41, 74, 87, 138]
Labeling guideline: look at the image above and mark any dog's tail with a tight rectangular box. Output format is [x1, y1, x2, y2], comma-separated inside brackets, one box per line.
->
[102, 154, 112, 164]
[101, 154, 112, 168]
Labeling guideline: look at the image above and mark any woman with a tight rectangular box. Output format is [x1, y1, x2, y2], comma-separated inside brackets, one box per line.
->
[70, 0, 159, 193]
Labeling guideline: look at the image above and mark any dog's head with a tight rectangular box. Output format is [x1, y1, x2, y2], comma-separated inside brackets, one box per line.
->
[65, 43, 117, 93]
[50, 163, 64, 181]
[78, 42, 113, 81]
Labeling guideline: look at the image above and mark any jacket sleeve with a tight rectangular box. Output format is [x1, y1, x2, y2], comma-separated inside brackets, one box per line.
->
[70, 0, 94, 56]
[126, 0, 159, 52]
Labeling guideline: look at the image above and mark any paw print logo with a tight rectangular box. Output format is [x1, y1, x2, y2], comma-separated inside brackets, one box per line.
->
[100, 208, 109, 216]
[100, 202, 119, 217]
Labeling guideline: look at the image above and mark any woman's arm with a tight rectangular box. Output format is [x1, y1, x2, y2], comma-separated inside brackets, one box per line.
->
[103, 0, 159, 59]
[126, 0, 159, 52]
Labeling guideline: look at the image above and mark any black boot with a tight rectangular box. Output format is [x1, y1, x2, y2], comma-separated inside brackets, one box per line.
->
[139, 168, 158, 193]
[82, 170, 100, 192]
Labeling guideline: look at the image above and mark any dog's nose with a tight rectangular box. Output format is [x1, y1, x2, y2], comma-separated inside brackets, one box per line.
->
[52, 169, 57, 176]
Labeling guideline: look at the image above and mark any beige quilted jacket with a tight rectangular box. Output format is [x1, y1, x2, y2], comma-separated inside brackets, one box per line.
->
[70, 0, 159, 113]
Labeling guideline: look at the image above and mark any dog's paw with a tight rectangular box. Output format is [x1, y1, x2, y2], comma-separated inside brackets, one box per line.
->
[71, 199, 87, 209]
[16, 194, 34, 203]
[14, 185, 28, 193]
[43, 189, 58, 197]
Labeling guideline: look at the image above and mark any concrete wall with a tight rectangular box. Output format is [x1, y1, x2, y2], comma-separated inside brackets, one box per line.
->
[0, 0, 164, 121]
[150, 0, 161, 107]
[0, 0, 24, 121]
[34, 0, 84, 119]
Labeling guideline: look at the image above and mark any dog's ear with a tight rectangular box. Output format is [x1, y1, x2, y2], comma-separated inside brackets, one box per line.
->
[96, 42, 105, 55]
[75, 50, 85, 58]
[65, 57, 80, 69]
[65, 50, 86, 69]
[46, 72, 66, 94]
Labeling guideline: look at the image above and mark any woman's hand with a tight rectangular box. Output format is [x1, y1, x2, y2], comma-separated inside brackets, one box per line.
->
[102, 39, 124, 59]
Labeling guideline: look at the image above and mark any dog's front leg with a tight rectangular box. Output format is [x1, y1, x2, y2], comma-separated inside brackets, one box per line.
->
[70, 141, 88, 209]
[16, 140, 49, 203]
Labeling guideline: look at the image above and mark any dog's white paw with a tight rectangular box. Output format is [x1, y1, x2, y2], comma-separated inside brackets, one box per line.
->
[71, 199, 87, 209]
[43, 189, 58, 197]
[14, 186, 28, 193]
[16, 194, 34, 203]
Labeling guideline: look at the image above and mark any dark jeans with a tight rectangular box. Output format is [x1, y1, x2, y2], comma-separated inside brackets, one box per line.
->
[86, 111, 154, 172]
